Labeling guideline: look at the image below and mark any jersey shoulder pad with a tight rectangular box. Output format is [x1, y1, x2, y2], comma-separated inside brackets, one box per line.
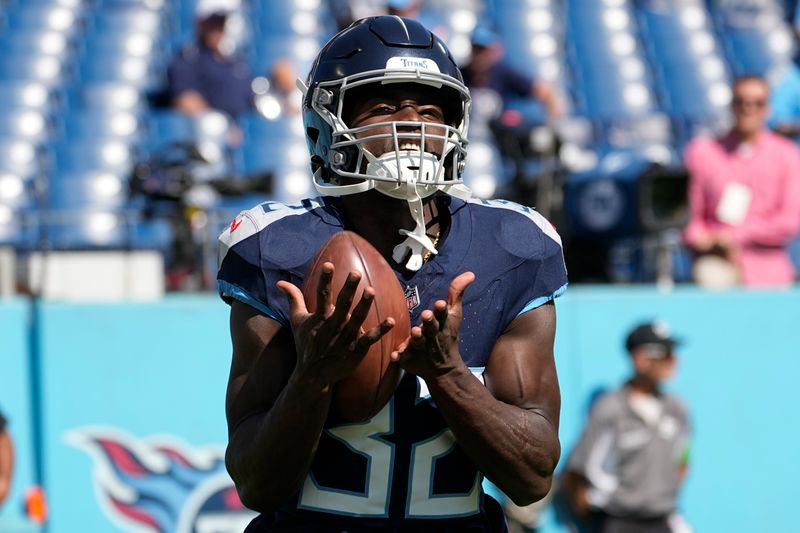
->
[218, 198, 327, 267]
[467, 198, 563, 257]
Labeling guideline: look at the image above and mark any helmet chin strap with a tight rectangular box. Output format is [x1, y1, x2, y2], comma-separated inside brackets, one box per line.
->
[392, 181, 437, 272]
[366, 150, 441, 272]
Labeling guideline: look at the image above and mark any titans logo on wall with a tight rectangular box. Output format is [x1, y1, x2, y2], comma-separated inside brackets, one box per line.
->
[67, 427, 256, 533]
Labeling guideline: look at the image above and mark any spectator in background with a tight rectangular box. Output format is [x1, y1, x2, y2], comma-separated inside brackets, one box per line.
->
[385, 0, 449, 40]
[461, 26, 563, 122]
[328, 0, 448, 36]
[683, 75, 800, 288]
[327, 0, 386, 30]
[0, 409, 13, 507]
[253, 58, 302, 119]
[561, 322, 691, 533]
[166, 0, 254, 120]
[386, 0, 421, 16]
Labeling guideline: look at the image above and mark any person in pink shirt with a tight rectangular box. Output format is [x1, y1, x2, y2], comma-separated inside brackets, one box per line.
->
[683, 75, 800, 288]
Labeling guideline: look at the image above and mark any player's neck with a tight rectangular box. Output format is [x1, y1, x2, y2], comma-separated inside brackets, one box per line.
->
[340, 192, 443, 266]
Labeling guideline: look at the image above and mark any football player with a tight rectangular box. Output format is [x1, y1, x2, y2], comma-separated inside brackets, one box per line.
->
[218, 16, 568, 532]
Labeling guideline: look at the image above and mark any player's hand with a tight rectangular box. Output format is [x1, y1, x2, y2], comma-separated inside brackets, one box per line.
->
[390, 271, 475, 381]
[277, 262, 395, 388]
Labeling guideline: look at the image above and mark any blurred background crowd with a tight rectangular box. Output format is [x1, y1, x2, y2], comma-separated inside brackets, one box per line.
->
[1, 0, 800, 296]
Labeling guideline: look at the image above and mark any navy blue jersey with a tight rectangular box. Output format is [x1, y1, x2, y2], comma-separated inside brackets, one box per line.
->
[217, 194, 567, 531]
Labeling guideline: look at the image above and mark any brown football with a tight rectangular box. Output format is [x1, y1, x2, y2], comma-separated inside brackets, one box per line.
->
[302, 231, 409, 422]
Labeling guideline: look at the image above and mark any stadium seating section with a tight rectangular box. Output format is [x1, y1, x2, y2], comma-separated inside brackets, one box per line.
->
[0, 0, 797, 284]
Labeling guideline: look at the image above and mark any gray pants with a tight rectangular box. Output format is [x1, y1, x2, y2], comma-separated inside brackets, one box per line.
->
[600, 514, 672, 533]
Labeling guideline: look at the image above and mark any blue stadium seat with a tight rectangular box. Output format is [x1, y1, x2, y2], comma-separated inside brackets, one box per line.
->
[148, 111, 196, 146]
[43, 210, 131, 250]
[77, 54, 163, 91]
[61, 110, 145, 145]
[88, 8, 165, 35]
[635, 2, 732, 126]
[0, 138, 42, 177]
[0, 54, 68, 86]
[238, 141, 295, 175]
[240, 113, 299, 142]
[724, 27, 786, 76]
[248, 35, 323, 75]
[47, 172, 129, 211]
[51, 139, 136, 175]
[0, 81, 56, 113]
[80, 30, 166, 66]
[0, 31, 74, 62]
[0, 109, 52, 145]
[0, 207, 40, 249]
[251, 2, 332, 36]
[5, 3, 86, 35]
[71, 83, 147, 112]
[565, 2, 659, 121]
[0, 172, 37, 211]
[147, 110, 233, 148]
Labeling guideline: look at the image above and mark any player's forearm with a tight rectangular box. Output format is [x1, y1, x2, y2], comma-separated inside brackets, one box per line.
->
[427, 367, 560, 505]
[226, 373, 332, 512]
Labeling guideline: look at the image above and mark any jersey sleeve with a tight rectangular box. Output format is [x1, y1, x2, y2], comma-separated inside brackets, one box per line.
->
[216, 199, 338, 326]
[503, 205, 568, 318]
[216, 210, 291, 326]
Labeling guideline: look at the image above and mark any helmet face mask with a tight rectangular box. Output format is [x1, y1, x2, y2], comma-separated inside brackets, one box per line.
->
[303, 18, 471, 196]
[301, 16, 473, 270]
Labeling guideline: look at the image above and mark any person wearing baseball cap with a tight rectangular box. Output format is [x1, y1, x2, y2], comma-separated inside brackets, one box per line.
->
[561, 321, 693, 533]
[626, 321, 681, 358]
[195, 0, 235, 20]
[462, 24, 563, 121]
[166, 0, 254, 119]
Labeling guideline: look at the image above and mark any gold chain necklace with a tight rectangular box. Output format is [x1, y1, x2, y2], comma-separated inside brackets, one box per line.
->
[422, 230, 441, 264]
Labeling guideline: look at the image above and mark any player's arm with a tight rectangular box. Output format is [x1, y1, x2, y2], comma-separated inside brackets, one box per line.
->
[225, 266, 394, 512]
[480, 301, 560, 503]
[225, 301, 327, 513]
[438, 300, 559, 505]
[393, 273, 560, 506]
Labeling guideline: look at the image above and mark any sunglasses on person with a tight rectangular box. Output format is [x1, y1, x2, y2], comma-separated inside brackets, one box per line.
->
[732, 96, 767, 109]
